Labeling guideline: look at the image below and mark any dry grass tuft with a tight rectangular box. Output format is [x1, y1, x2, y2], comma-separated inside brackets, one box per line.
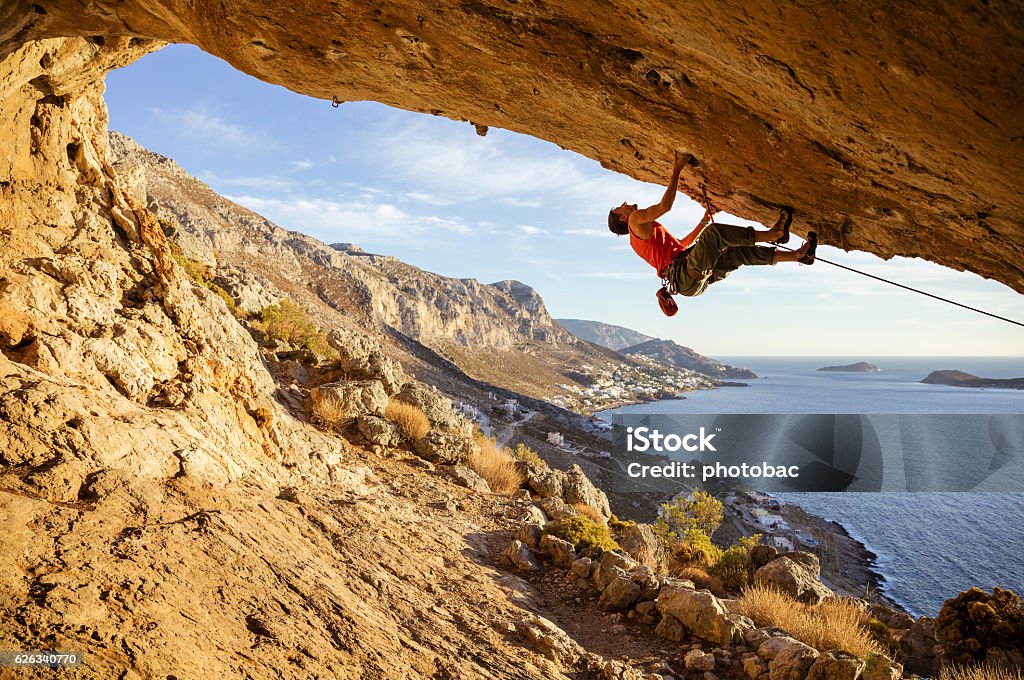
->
[470, 434, 526, 495]
[735, 584, 884, 658]
[310, 393, 350, 431]
[385, 398, 431, 440]
[676, 566, 726, 598]
[572, 503, 607, 525]
[940, 666, 1024, 680]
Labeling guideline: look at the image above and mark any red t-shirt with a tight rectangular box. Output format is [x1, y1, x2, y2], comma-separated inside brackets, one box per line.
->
[629, 221, 685, 274]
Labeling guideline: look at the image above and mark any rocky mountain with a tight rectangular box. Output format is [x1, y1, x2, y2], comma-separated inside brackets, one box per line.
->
[620, 339, 758, 380]
[556, 319, 655, 351]
[108, 133, 627, 404]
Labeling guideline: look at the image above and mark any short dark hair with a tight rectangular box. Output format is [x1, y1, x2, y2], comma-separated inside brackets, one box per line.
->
[608, 209, 629, 235]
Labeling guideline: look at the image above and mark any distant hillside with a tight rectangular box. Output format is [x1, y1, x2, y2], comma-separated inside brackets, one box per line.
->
[555, 319, 654, 351]
[818, 362, 880, 372]
[620, 339, 757, 380]
[921, 370, 1024, 389]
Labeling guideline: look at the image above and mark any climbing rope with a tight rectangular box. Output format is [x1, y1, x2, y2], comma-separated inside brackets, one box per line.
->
[773, 241, 1024, 329]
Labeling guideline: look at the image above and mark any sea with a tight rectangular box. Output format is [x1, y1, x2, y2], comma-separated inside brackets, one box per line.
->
[599, 356, 1024, 617]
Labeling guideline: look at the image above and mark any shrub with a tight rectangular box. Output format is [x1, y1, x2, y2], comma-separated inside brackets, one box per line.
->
[936, 587, 1024, 666]
[939, 666, 1024, 680]
[669, 529, 723, 570]
[677, 566, 726, 597]
[385, 398, 431, 440]
[656, 490, 724, 539]
[709, 544, 753, 593]
[256, 299, 336, 359]
[514, 443, 547, 468]
[608, 514, 636, 532]
[310, 393, 349, 430]
[544, 516, 619, 552]
[735, 584, 884, 658]
[469, 434, 526, 495]
[572, 503, 606, 525]
[170, 247, 236, 312]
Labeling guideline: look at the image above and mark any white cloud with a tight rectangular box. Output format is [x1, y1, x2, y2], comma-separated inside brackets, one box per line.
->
[289, 160, 314, 171]
[578, 271, 652, 280]
[151, 104, 276, 149]
[199, 171, 293, 192]
[518, 224, 547, 236]
[223, 194, 471, 240]
[565, 227, 610, 238]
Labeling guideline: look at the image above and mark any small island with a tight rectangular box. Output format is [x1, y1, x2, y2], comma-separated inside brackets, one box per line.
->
[817, 361, 881, 373]
[921, 370, 1024, 390]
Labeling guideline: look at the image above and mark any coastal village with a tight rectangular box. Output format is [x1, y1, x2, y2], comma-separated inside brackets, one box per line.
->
[550, 355, 720, 414]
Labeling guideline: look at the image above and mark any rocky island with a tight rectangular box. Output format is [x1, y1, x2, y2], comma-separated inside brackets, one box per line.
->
[921, 370, 1024, 390]
[817, 362, 881, 373]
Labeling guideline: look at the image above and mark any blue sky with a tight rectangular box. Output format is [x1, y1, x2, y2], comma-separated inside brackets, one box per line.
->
[104, 45, 1024, 357]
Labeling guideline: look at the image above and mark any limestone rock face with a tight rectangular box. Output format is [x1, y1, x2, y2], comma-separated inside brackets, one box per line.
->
[5, 3, 1024, 292]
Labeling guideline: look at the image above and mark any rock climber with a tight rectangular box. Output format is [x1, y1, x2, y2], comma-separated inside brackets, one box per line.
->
[607, 151, 816, 312]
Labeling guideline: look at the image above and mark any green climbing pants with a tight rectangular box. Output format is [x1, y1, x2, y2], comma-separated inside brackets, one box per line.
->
[668, 223, 777, 297]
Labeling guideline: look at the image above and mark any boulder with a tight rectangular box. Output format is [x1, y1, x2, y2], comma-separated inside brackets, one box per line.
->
[753, 553, 834, 604]
[526, 465, 565, 499]
[685, 649, 716, 672]
[309, 380, 388, 419]
[539, 533, 577, 568]
[568, 557, 593, 580]
[394, 383, 462, 430]
[806, 650, 865, 680]
[628, 565, 662, 601]
[759, 636, 819, 680]
[750, 544, 779, 571]
[520, 615, 585, 664]
[900, 617, 942, 678]
[598, 568, 642, 611]
[356, 415, 402, 447]
[413, 430, 475, 465]
[439, 465, 490, 493]
[634, 600, 660, 626]
[517, 523, 543, 551]
[618, 523, 666, 572]
[655, 612, 687, 642]
[593, 551, 640, 590]
[656, 582, 745, 645]
[536, 496, 575, 521]
[742, 653, 769, 679]
[500, 540, 540, 572]
[861, 653, 901, 680]
[522, 504, 547, 526]
[562, 464, 611, 517]
[0, 300, 33, 348]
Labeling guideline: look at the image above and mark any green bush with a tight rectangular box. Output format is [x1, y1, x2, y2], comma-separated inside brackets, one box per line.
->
[709, 544, 752, 593]
[669, 528, 723, 569]
[168, 244, 237, 312]
[936, 587, 1024, 665]
[544, 516, 619, 552]
[514, 443, 547, 468]
[653, 490, 724, 542]
[256, 299, 336, 359]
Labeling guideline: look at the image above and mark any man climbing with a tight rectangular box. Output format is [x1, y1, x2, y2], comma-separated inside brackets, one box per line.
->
[608, 151, 816, 308]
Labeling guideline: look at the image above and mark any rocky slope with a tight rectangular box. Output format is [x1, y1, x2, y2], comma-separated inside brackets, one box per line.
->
[556, 319, 655, 352]
[108, 131, 628, 404]
[4, 2, 1023, 293]
[620, 339, 757, 380]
